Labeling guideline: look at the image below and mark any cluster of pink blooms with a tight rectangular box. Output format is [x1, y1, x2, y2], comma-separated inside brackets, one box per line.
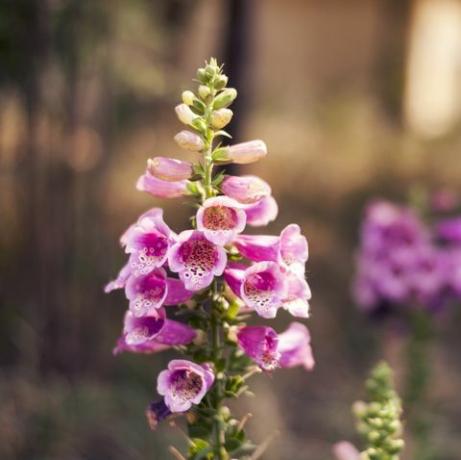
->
[106, 123, 314, 422]
[353, 199, 461, 313]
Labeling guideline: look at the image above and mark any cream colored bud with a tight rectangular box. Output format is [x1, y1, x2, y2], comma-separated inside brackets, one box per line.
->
[198, 85, 211, 100]
[181, 90, 195, 106]
[174, 130, 204, 151]
[211, 108, 233, 129]
[226, 140, 267, 164]
[175, 103, 197, 126]
[213, 88, 237, 109]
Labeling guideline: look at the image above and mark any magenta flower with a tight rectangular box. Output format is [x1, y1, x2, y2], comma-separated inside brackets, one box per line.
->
[236, 223, 308, 274]
[221, 175, 271, 204]
[196, 196, 246, 246]
[114, 310, 196, 355]
[104, 262, 131, 293]
[168, 230, 227, 291]
[122, 208, 175, 276]
[244, 196, 278, 227]
[147, 157, 193, 182]
[237, 326, 280, 371]
[157, 359, 214, 412]
[277, 322, 315, 370]
[283, 272, 311, 318]
[436, 217, 461, 244]
[227, 262, 286, 318]
[136, 170, 188, 198]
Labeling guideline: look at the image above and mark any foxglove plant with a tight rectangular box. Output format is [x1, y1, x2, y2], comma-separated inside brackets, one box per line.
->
[333, 361, 404, 460]
[106, 58, 314, 460]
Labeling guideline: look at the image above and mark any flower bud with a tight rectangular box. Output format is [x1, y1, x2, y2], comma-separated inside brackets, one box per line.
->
[147, 157, 193, 182]
[221, 175, 271, 204]
[181, 90, 195, 106]
[215, 74, 228, 90]
[175, 103, 198, 126]
[213, 88, 237, 109]
[174, 130, 204, 151]
[198, 85, 211, 100]
[225, 140, 267, 165]
[211, 108, 233, 129]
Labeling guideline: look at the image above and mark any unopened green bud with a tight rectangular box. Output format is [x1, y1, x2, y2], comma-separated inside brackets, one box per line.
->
[215, 74, 228, 90]
[198, 84, 211, 100]
[196, 68, 208, 83]
[211, 108, 233, 129]
[182, 90, 195, 106]
[213, 88, 237, 109]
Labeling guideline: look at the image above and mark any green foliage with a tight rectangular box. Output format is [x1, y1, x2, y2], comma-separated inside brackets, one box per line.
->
[353, 362, 404, 460]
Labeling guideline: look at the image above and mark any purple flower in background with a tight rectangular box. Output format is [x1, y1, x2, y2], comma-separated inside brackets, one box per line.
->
[157, 359, 214, 412]
[145, 400, 172, 430]
[168, 230, 227, 291]
[277, 322, 315, 370]
[237, 326, 280, 370]
[114, 311, 196, 355]
[122, 208, 175, 276]
[196, 196, 246, 245]
[136, 170, 188, 198]
[221, 175, 271, 204]
[436, 217, 461, 244]
[332, 442, 360, 460]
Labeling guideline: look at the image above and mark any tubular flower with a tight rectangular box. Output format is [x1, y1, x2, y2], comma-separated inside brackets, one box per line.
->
[239, 262, 286, 318]
[237, 326, 280, 371]
[244, 195, 278, 227]
[174, 130, 205, 151]
[104, 262, 131, 293]
[196, 196, 246, 246]
[221, 175, 271, 204]
[175, 103, 198, 126]
[216, 140, 267, 165]
[114, 311, 196, 355]
[282, 272, 311, 318]
[136, 170, 188, 198]
[235, 223, 308, 275]
[122, 208, 175, 276]
[277, 322, 315, 370]
[157, 359, 214, 412]
[168, 230, 227, 291]
[147, 157, 193, 182]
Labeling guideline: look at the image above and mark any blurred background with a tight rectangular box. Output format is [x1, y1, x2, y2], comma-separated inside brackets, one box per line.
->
[1, 0, 461, 459]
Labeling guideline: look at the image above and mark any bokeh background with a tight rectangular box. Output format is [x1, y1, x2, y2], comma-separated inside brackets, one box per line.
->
[1, 1, 461, 459]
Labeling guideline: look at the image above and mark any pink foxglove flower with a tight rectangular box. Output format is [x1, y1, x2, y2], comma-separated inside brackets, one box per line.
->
[136, 170, 188, 198]
[174, 130, 205, 151]
[121, 208, 176, 276]
[147, 157, 193, 182]
[217, 140, 267, 165]
[196, 196, 246, 246]
[221, 175, 271, 204]
[332, 442, 360, 460]
[168, 230, 227, 291]
[114, 310, 196, 355]
[244, 195, 278, 227]
[236, 223, 308, 275]
[157, 359, 214, 412]
[277, 322, 315, 370]
[104, 262, 131, 293]
[237, 326, 280, 371]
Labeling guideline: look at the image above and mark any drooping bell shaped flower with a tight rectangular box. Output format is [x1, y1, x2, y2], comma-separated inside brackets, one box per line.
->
[122, 208, 175, 276]
[147, 157, 193, 182]
[282, 272, 311, 318]
[237, 326, 280, 371]
[221, 175, 271, 204]
[217, 140, 267, 165]
[226, 262, 286, 318]
[277, 322, 315, 370]
[235, 224, 308, 275]
[168, 230, 227, 291]
[136, 170, 188, 198]
[174, 130, 205, 151]
[244, 195, 278, 227]
[114, 310, 196, 355]
[196, 196, 246, 246]
[332, 442, 360, 460]
[157, 359, 214, 413]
